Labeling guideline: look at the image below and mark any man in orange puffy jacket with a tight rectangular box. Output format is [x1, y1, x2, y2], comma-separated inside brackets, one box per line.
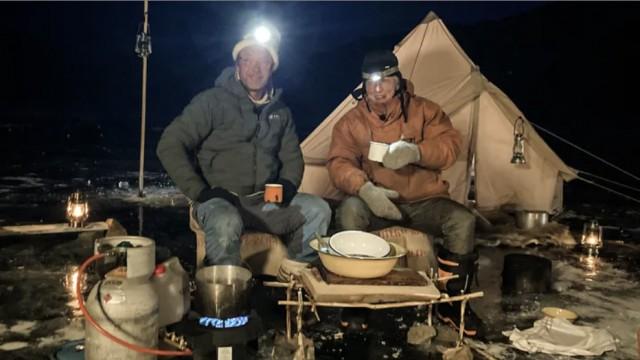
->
[327, 50, 484, 337]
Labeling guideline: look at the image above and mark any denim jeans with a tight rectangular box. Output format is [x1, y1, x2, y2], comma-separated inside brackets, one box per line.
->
[195, 192, 331, 265]
[335, 196, 475, 255]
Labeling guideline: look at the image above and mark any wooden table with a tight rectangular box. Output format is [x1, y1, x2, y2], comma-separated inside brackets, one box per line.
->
[0, 218, 127, 237]
[264, 267, 484, 353]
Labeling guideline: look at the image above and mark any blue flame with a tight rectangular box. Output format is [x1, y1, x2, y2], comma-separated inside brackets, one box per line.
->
[198, 315, 249, 329]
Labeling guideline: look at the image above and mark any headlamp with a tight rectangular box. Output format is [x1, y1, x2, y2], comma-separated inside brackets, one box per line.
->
[362, 66, 399, 82]
[253, 25, 272, 44]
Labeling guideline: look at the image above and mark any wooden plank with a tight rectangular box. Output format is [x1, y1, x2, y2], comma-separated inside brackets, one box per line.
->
[300, 268, 441, 303]
[318, 266, 429, 286]
[0, 221, 110, 237]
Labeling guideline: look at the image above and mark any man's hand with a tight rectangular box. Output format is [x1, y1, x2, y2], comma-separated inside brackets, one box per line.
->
[197, 187, 239, 206]
[382, 140, 421, 170]
[238, 195, 305, 235]
[276, 178, 298, 206]
[357, 181, 402, 220]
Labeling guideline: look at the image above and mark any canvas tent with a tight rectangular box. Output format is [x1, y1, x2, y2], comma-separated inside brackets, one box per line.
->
[299, 12, 576, 213]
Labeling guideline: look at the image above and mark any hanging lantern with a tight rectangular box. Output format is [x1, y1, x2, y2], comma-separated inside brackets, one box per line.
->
[134, 23, 152, 58]
[66, 191, 89, 228]
[511, 116, 527, 165]
[581, 219, 603, 255]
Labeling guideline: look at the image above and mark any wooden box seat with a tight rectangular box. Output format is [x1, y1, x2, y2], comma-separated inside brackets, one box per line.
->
[189, 206, 437, 277]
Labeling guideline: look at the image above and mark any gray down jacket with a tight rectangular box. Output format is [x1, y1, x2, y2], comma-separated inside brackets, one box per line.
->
[156, 67, 304, 201]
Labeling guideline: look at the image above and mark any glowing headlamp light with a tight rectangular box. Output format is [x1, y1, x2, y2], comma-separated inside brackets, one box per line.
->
[362, 66, 399, 82]
[253, 25, 272, 44]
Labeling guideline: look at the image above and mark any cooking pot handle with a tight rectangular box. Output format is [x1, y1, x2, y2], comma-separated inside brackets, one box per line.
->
[240, 260, 254, 274]
[237, 261, 257, 288]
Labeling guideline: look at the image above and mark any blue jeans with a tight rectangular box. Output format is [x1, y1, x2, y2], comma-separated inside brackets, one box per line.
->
[195, 193, 331, 265]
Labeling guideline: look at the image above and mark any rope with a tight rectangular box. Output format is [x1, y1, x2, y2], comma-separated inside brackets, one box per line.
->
[577, 170, 640, 193]
[529, 121, 640, 182]
[576, 175, 640, 205]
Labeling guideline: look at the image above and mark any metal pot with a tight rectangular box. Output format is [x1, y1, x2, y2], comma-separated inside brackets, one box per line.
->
[515, 210, 549, 229]
[195, 265, 253, 318]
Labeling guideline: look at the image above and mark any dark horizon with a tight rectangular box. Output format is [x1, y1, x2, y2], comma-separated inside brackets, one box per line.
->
[2, 1, 640, 204]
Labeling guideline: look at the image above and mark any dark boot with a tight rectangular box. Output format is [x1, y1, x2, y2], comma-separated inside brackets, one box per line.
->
[435, 248, 485, 338]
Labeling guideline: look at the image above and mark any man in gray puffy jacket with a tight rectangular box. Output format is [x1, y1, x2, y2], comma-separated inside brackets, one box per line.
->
[157, 24, 331, 280]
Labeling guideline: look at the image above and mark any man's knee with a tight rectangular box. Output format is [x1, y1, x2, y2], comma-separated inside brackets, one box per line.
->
[197, 199, 243, 235]
[294, 193, 332, 223]
[336, 196, 370, 230]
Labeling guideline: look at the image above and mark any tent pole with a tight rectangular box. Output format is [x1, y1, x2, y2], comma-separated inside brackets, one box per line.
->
[465, 93, 481, 207]
[137, 0, 150, 198]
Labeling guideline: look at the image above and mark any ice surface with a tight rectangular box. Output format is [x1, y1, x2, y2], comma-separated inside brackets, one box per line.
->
[1, 171, 639, 359]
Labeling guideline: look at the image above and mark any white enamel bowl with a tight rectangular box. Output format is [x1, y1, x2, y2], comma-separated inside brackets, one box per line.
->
[328, 230, 391, 258]
[310, 238, 406, 279]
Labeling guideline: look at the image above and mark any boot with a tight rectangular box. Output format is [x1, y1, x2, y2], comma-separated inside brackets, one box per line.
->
[435, 248, 485, 338]
[276, 258, 310, 282]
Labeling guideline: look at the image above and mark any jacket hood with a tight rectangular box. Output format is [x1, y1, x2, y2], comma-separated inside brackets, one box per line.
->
[214, 66, 283, 101]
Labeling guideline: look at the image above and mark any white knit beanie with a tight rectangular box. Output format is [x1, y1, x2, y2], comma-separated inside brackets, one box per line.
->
[232, 25, 281, 71]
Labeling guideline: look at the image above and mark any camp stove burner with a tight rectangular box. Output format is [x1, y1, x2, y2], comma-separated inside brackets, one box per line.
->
[172, 310, 262, 360]
[198, 315, 249, 329]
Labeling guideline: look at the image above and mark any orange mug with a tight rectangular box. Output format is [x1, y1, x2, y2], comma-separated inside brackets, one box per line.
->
[264, 184, 283, 203]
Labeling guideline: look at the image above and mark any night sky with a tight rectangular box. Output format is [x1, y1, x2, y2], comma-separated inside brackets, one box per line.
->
[2, 1, 640, 202]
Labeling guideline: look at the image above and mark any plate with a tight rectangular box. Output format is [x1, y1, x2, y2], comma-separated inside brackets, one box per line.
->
[542, 307, 578, 321]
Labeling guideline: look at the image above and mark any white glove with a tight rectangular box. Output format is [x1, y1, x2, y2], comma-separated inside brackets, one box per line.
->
[382, 140, 421, 170]
[357, 181, 403, 220]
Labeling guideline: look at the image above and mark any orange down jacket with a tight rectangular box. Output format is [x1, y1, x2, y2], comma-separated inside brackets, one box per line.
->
[327, 94, 462, 203]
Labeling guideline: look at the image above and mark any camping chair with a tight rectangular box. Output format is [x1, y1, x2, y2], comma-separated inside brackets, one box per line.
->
[372, 226, 437, 275]
[189, 205, 437, 276]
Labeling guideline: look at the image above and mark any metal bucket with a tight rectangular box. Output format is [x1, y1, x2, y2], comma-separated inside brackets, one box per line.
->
[515, 210, 549, 229]
[195, 265, 253, 318]
[502, 253, 552, 294]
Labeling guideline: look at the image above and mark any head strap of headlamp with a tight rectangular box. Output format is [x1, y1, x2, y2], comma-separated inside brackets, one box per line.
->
[362, 66, 399, 80]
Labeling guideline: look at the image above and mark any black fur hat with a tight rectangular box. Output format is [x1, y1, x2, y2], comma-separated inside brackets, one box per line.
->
[361, 50, 401, 80]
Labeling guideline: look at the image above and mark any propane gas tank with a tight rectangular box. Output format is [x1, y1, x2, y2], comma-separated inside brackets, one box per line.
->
[151, 256, 190, 327]
[85, 277, 159, 360]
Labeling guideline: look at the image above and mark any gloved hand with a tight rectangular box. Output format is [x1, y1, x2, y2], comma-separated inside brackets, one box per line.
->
[197, 186, 239, 206]
[382, 140, 421, 170]
[357, 181, 402, 220]
[275, 178, 298, 206]
[238, 195, 306, 235]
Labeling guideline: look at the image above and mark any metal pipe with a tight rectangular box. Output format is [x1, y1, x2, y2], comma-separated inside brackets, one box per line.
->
[137, 0, 150, 198]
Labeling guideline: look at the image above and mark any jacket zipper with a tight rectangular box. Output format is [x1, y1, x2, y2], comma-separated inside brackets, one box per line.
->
[253, 101, 275, 192]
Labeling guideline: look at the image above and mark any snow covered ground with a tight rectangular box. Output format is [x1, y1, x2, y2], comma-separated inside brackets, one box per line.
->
[1, 171, 639, 359]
